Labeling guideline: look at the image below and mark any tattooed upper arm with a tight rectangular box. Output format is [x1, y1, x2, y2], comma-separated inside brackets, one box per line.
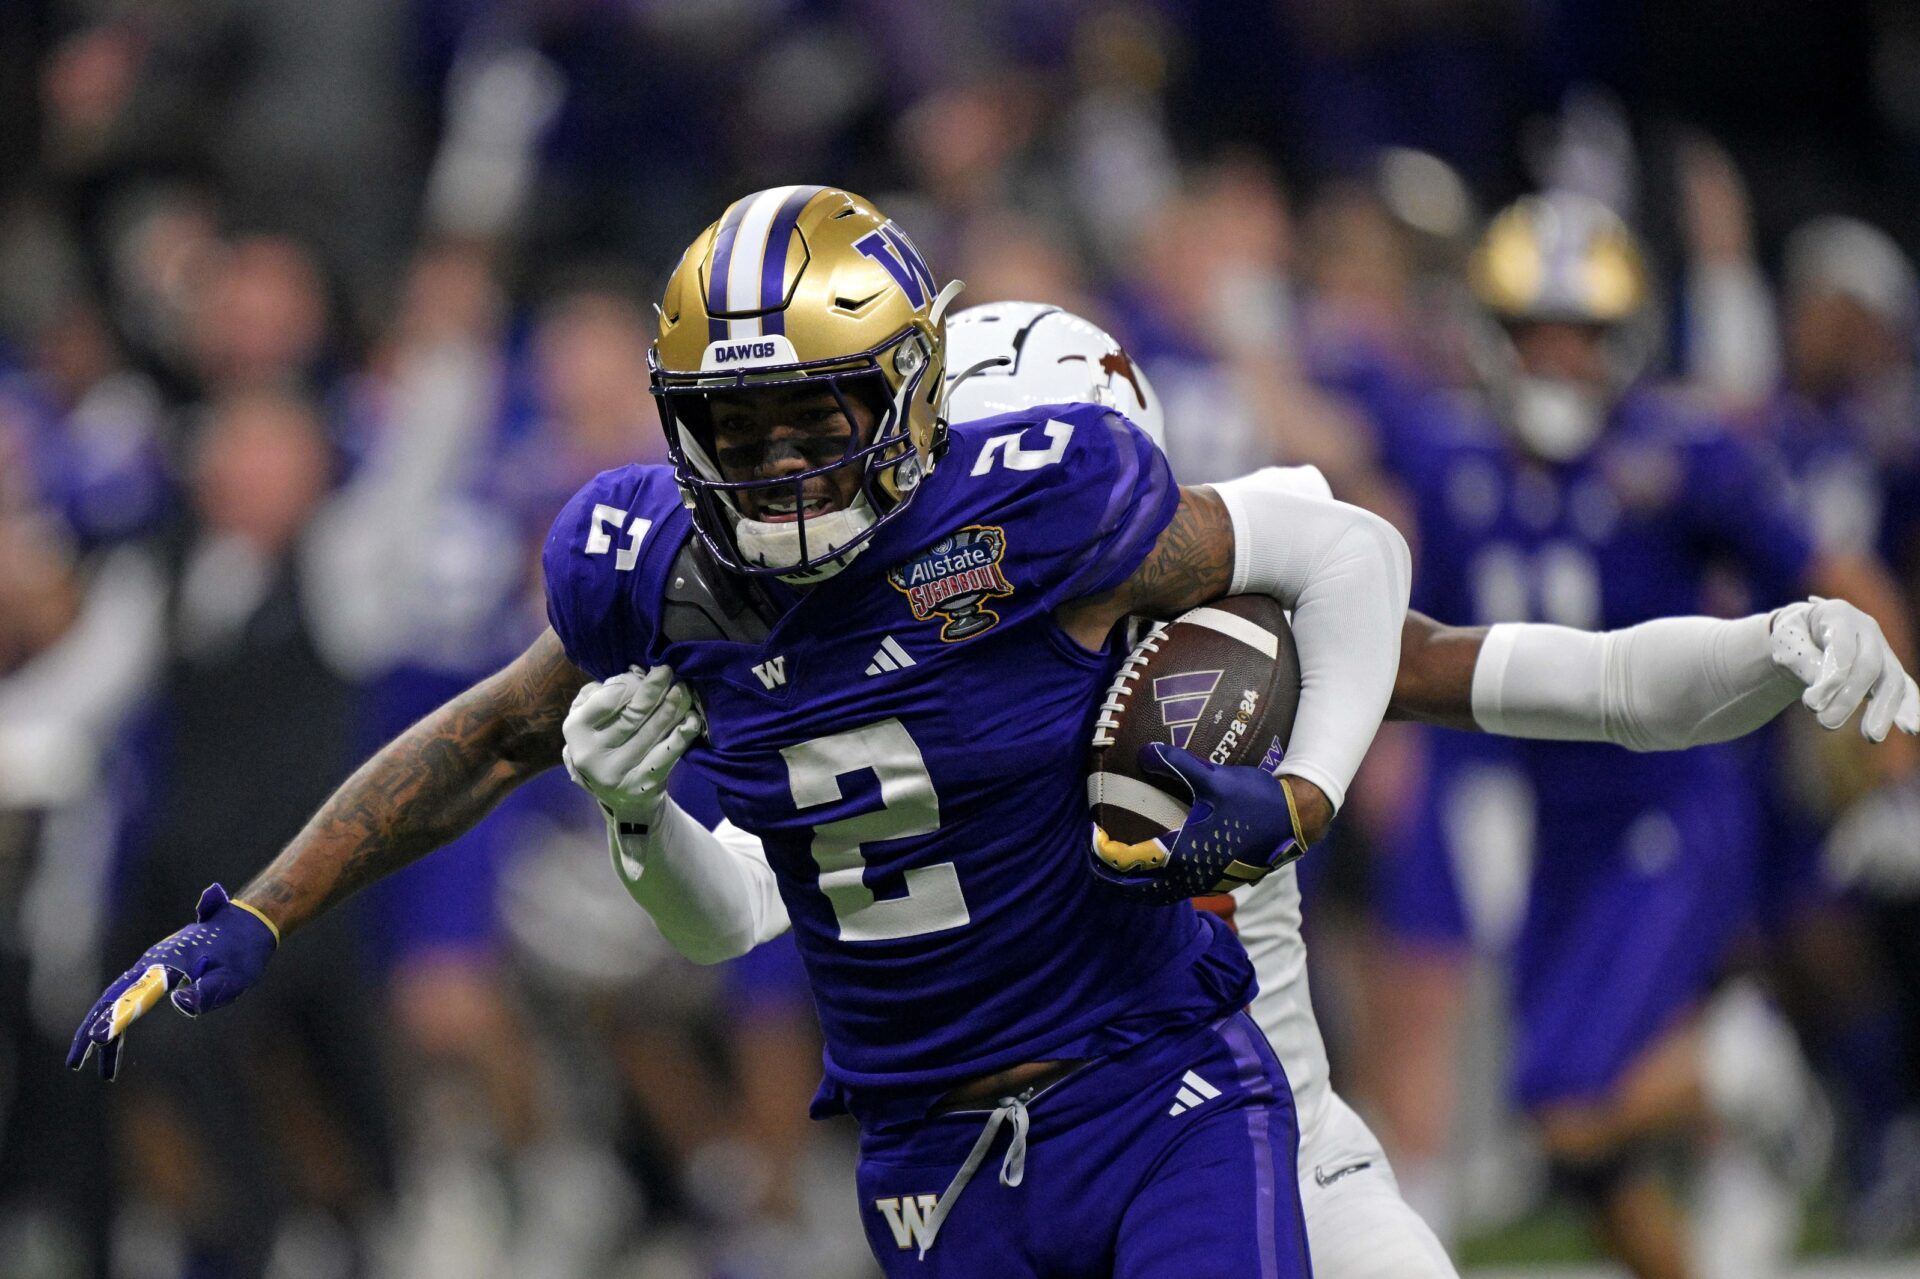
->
[1122, 485, 1236, 618]
[1056, 485, 1235, 647]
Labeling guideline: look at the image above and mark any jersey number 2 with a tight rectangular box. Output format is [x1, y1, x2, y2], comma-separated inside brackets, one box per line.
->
[970, 419, 1072, 475]
[781, 719, 970, 942]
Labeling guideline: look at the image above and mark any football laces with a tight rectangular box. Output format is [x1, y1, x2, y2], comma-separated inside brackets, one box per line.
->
[1091, 623, 1169, 749]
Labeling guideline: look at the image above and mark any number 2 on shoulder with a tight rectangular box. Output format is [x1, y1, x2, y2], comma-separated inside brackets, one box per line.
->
[970, 419, 1072, 476]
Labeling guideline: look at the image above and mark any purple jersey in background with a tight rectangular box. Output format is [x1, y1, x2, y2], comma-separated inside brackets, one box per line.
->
[1379, 386, 1816, 1105]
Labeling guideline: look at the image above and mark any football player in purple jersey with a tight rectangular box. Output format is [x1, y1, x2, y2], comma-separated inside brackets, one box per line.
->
[70, 188, 1915, 1278]
[76, 187, 1423, 1279]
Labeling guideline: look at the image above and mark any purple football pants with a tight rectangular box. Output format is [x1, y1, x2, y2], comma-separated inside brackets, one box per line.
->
[854, 1012, 1313, 1278]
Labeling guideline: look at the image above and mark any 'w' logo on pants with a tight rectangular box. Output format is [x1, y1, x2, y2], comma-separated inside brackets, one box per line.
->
[874, 1194, 940, 1251]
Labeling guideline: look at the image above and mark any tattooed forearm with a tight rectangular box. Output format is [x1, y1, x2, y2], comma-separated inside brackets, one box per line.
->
[1058, 486, 1236, 647]
[240, 629, 586, 935]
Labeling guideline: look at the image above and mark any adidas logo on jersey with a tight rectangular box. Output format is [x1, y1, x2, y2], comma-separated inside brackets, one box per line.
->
[865, 636, 917, 676]
[751, 656, 787, 689]
[874, 1193, 940, 1251]
[1167, 1069, 1221, 1116]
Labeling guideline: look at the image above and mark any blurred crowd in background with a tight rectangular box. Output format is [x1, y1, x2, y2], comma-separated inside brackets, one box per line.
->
[4, 2, 1920, 1277]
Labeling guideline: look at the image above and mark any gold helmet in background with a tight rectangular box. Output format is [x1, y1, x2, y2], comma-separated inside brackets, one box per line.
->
[651, 185, 962, 579]
[1469, 193, 1648, 325]
[1465, 192, 1657, 460]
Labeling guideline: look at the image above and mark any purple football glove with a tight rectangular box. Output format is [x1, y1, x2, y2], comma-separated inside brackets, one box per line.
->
[1089, 743, 1310, 904]
[67, 884, 278, 1080]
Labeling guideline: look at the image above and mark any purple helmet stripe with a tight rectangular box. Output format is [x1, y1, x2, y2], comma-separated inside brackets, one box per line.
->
[706, 197, 753, 341]
[758, 185, 825, 336]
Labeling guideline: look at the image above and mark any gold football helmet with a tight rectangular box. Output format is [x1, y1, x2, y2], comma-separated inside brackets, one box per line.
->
[1469, 192, 1647, 324]
[651, 186, 962, 580]
[1465, 193, 1656, 460]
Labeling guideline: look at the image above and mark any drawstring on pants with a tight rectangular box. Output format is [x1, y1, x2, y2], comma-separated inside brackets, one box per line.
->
[915, 1089, 1033, 1258]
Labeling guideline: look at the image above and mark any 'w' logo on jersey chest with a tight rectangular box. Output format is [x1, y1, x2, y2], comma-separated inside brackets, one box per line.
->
[751, 656, 787, 689]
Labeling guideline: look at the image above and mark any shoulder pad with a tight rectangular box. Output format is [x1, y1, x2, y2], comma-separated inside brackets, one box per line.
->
[660, 535, 778, 645]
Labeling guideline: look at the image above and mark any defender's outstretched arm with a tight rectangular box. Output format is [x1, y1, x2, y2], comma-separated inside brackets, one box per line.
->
[1392, 602, 1920, 744]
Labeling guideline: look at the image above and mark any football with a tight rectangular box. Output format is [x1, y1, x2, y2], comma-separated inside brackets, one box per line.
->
[1088, 596, 1302, 845]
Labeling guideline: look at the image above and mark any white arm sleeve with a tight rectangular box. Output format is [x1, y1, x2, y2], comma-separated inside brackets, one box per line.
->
[1212, 474, 1412, 811]
[607, 799, 790, 964]
[1470, 613, 1800, 750]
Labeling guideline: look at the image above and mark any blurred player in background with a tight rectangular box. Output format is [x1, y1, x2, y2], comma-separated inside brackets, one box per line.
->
[1367, 192, 1916, 1279]
[1667, 146, 1920, 1244]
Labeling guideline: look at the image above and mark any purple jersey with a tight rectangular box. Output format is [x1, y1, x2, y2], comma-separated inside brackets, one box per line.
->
[1400, 387, 1814, 805]
[1764, 388, 1920, 566]
[543, 404, 1255, 1108]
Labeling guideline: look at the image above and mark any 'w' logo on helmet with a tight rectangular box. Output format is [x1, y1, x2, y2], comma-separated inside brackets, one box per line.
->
[853, 223, 937, 308]
[1153, 671, 1221, 749]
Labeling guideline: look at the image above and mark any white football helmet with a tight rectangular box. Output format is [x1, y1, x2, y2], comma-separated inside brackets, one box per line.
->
[945, 301, 1166, 447]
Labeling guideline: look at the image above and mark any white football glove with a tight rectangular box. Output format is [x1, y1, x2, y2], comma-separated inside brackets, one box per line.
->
[562, 667, 703, 826]
[1770, 598, 1920, 742]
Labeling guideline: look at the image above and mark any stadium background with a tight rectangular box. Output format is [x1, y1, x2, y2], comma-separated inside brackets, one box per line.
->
[2, 1, 1919, 1276]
